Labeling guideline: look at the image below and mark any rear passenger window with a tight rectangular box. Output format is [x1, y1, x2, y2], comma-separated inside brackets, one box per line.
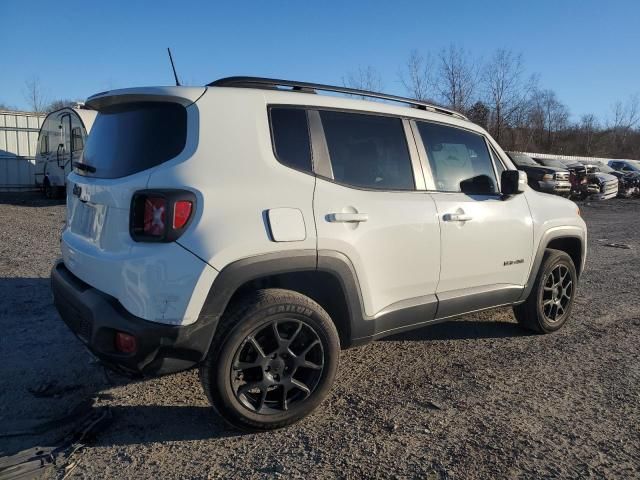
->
[270, 108, 312, 173]
[320, 111, 414, 190]
[417, 122, 498, 194]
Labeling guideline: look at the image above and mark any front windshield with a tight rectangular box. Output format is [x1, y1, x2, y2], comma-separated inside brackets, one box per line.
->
[626, 160, 640, 171]
[508, 152, 539, 166]
[536, 158, 567, 169]
[590, 162, 615, 173]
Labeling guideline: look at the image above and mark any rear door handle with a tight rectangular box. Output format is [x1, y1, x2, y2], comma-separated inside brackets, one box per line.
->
[443, 213, 473, 222]
[327, 213, 369, 223]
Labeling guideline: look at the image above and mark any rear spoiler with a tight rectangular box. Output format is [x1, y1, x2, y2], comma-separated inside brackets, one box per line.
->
[86, 86, 207, 111]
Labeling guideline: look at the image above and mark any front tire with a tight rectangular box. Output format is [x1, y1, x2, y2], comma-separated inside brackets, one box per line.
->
[513, 249, 577, 333]
[200, 288, 340, 431]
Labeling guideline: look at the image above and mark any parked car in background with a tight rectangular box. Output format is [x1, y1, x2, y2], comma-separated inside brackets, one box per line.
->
[534, 157, 617, 200]
[533, 157, 594, 199]
[568, 160, 619, 200]
[582, 160, 640, 198]
[35, 106, 96, 198]
[609, 159, 640, 174]
[507, 152, 570, 196]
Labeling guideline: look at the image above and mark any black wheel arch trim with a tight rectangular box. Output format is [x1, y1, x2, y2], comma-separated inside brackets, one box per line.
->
[198, 249, 369, 353]
[517, 228, 585, 303]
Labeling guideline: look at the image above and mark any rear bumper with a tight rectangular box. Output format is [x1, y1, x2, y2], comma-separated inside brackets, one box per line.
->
[51, 260, 217, 376]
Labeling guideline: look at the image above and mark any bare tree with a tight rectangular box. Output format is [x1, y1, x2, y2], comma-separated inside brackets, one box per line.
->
[399, 50, 435, 101]
[579, 114, 599, 155]
[482, 49, 532, 143]
[23, 76, 48, 114]
[528, 89, 569, 150]
[46, 99, 81, 112]
[342, 66, 384, 96]
[467, 101, 489, 129]
[607, 94, 640, 155]
[435, 44, 477, 113]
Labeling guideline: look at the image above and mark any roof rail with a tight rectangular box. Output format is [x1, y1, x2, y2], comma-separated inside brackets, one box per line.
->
[208, 76, 469, 121]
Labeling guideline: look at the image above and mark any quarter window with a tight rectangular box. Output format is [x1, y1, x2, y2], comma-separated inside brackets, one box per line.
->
[270, 108, 312, 173]
[491, 147, 506, 177]
[417, 122, 498, 194]
[320, 111, 414, 190]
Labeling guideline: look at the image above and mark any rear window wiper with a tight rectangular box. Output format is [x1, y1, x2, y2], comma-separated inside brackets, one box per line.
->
[73, 161, 97, 173]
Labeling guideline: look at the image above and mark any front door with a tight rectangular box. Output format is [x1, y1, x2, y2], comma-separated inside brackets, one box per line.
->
[413, 120, 533, 317]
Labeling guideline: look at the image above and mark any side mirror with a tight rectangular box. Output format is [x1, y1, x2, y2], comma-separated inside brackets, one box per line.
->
[501, 170, 527, 195]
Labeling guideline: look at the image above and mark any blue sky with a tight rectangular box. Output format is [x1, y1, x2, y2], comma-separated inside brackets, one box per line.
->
[2, 0, 639, 122]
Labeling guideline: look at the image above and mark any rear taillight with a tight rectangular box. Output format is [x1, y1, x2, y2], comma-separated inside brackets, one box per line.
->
[143, 197, 166, 236]
[130, 190, 195, 242]
[173, 200, 193, 229]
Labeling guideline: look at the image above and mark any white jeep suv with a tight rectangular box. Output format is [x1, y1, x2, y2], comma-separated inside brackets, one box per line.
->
[51, 77, 587, 431]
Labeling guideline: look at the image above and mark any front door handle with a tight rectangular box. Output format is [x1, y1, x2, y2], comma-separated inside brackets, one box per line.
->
[327, 212, 369, 223]
[443, 212, 473, 222]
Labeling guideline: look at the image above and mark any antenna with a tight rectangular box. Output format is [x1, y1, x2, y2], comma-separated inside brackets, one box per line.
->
[167, 48, 181, 86]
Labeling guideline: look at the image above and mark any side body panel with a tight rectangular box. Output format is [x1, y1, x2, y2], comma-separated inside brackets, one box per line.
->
[161, 89, 317, 271]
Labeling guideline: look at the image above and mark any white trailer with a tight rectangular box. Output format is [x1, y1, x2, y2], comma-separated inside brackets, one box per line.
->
[36, 106, 96, 197]
[0, 110, 44, 191]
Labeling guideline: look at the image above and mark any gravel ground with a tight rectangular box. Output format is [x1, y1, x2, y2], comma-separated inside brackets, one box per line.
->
[0, 192, 639, 479]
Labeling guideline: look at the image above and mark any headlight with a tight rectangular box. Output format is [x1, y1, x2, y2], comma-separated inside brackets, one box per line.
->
[542, 174, 554, 181]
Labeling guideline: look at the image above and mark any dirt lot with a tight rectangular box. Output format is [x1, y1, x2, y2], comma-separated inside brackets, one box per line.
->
[0, 193, 639, 479]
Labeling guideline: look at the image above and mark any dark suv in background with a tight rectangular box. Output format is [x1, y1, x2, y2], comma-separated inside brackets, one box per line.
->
[506, 152, 570, 196]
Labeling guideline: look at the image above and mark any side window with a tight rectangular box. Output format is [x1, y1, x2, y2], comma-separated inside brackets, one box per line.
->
[39, 134, 49, 154]
[71, 127, 84, 152]
[270, 107, 312, 173]
[491, 147, 506, 176]
[319, 110, 414, 190]
[417, 122, 498, 194]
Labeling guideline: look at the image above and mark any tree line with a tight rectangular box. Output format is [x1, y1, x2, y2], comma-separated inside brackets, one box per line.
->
[4, 55, 639, 159]
[0, 76, 81, 116]
[344, 46, 640, 159]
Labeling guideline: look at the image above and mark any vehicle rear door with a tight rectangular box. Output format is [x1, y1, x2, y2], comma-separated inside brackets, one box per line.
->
[412, 121, 533, 318]
[312, 109, 440, 325]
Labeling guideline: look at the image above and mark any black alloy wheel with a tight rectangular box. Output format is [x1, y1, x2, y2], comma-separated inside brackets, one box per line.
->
[540, 264, 573, 323]
[199, 288, 340, 431]
[231, 319, 324, 413]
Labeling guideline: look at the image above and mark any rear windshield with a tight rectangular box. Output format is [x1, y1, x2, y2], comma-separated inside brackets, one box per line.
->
[75, 101, 187, 178]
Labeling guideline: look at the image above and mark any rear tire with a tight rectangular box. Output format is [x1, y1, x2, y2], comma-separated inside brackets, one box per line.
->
[199, 288, 340, 431]
[513, 249, 577, 333]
